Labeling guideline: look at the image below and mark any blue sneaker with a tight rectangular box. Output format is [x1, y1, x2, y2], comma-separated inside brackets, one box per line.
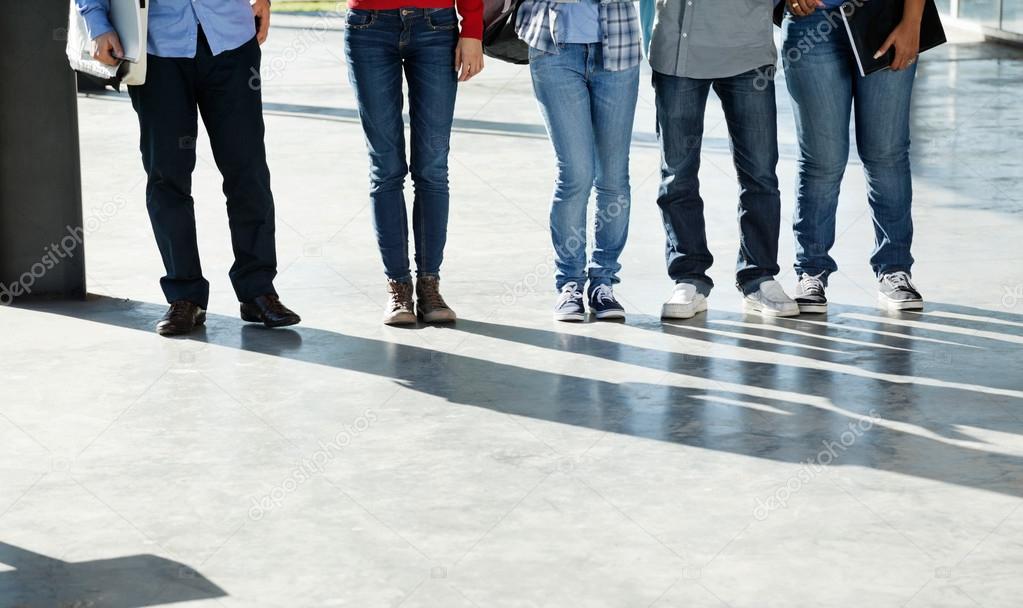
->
[553, 282, 586, 322]
[588, 283, 625, 320]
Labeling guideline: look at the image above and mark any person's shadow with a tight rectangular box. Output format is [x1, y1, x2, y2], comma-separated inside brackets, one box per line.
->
[18, 296, 1023, 500]
[0, 542, 226, 607]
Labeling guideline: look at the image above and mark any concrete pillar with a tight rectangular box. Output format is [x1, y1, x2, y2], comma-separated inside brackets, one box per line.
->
[0, 0, 86, 304]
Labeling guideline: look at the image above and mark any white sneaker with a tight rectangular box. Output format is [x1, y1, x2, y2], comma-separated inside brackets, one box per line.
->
[661, 282, 708, 319]
[743, 280, 800, 317]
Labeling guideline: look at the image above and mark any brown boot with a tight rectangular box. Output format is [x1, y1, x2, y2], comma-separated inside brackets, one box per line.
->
[383, 279, 417, 325]
[416, 275, 456, 323]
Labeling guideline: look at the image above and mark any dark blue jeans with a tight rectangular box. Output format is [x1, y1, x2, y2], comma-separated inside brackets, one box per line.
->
[344, 8, 458, 283]
[652, 67, 782, 296]
[783, 9, 916, 281]
[128, 32, 278, 309]
[528, 43, 639, 291]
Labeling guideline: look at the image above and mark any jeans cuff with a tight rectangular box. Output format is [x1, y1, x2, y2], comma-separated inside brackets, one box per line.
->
[738, 275, 775, 296]
[387, 273, 413, 284]
[677, 279, 713, 297]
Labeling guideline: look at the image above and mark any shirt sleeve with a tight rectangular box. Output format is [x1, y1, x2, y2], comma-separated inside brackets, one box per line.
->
[456, 0, 484, 39]
[75, 0, 114, 39]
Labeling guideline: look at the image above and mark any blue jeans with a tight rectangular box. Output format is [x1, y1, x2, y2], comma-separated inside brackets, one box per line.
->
[344, 8, 458, 282]
[528, 43, 639, 291]
[652, 67, 782, 296]
[783, 9, 917, 281]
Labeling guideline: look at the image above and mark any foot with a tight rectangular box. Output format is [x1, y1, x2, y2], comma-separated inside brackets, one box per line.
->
[416, 275, 456, 323]
[383, 279, 417, 326]
[240, 294, 301, 328]
[157, 300, 206, 336]
[743, 280, 800, 317]
[661, 282, 707, 320]
[553, 282, 586, 322]
[794, 272, 828, 314]
[878, 271, 923, 310]
[588, 283, 625, 320]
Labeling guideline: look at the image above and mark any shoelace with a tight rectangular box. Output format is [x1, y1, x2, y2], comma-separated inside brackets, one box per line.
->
[557, 282, 582, 306]
[883, 271, 915, 291]
[388, 282, 413, 312]
[799, 272, 826, 297]
[418, 278, 448, 309]
[261, 294, 289, 315]
[591, 284, 615, 305]
[167, 301, 194, 322]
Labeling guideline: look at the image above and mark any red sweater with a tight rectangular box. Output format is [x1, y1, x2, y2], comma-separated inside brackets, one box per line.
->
[347, 0, 484, 40]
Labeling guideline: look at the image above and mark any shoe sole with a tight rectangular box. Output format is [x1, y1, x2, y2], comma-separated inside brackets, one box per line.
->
[418, 310, 457, 323]
[796, 302, 828, 314]
[879, 293, 924, 311]
[743, 301, 800, 317]
[157, 312, 206, 336]
[383, 312, 418, 326]
[661, 299, 708, 320]
[241, 310, 301, 328]
[554, 312, 586, 322]
[594, 309, 625, 320]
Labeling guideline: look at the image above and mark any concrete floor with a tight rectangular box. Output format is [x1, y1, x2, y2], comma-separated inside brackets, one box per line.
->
[3, 13, 1023, 608]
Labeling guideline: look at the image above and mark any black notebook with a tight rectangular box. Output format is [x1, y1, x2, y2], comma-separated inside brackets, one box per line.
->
[842, 0, 947, 76]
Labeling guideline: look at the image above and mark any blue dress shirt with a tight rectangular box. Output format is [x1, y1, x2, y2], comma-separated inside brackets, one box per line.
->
[76, 0, 256, 58]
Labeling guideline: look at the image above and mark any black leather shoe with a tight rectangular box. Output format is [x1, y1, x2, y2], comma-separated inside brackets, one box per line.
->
[157, 300, 206, 336]
[240, 294, 301, 328]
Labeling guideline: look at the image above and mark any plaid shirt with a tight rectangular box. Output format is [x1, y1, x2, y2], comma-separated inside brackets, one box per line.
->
[516, 0, 642, 72]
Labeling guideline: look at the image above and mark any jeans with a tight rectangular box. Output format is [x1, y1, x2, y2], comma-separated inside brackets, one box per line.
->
[128, 31, 277, 309]
[652, 67, 782, 296]
[344, 8, 458, 283]
[528, 43, 639, 291]
[783, 9, 917, 281]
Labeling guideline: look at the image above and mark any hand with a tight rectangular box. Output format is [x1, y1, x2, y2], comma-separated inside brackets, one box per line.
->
[252, 0, 271, 44]
[455, 37, 484, 82]
[91, 31, 124, 66]
[787, 0, 824, 17]
[874, 16, 921, 70]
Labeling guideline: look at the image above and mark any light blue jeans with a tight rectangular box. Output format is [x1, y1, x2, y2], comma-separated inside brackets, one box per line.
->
[528, 43, 639, 291]
[783, 9, 917, 282]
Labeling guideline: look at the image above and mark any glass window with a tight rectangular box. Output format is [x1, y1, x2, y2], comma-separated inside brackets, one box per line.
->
[1002, 0, 1023, 33]
[958, 0, 1001, 26]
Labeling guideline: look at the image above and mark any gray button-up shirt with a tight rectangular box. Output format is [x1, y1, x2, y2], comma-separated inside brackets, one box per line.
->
[648, 0, 777, 79]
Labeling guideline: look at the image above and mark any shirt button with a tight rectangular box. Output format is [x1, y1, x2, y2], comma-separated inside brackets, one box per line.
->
[682, 32, 688, 38]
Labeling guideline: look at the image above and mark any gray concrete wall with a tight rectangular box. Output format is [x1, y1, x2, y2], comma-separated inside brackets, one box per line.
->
[0, 0, 86, 303]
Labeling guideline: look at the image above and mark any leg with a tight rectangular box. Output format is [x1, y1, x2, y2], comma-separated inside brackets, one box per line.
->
[529, 44, 597, 292]
[782, 9, 854, 283]
[345, 11, 412, 282]
[588, 46, 639, 288]
[404, 8, 459, 277]
[713, 67, 783, 294]
[854, 63, 917, 277]
[195, 33, 278, 303]
[128, 54, 208, 307]
[652, 71, 713, 294]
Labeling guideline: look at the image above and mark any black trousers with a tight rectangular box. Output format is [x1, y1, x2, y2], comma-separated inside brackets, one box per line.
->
[128, 32, 277, 309]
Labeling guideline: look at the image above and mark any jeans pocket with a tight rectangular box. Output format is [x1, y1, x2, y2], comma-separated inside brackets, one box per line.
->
[426, 8, 458, 31]
[346, 9, 375, 29]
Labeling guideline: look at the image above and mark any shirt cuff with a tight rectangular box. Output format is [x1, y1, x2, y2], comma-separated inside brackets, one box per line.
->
[81, 9, 115, 40]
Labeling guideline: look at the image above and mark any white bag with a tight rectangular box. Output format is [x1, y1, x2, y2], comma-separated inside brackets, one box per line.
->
[66, 0, 148, 86]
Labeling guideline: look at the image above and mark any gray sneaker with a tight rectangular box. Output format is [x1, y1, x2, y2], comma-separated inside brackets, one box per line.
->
[878, 271, 923, 311]
[795, 272, 828, 314]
